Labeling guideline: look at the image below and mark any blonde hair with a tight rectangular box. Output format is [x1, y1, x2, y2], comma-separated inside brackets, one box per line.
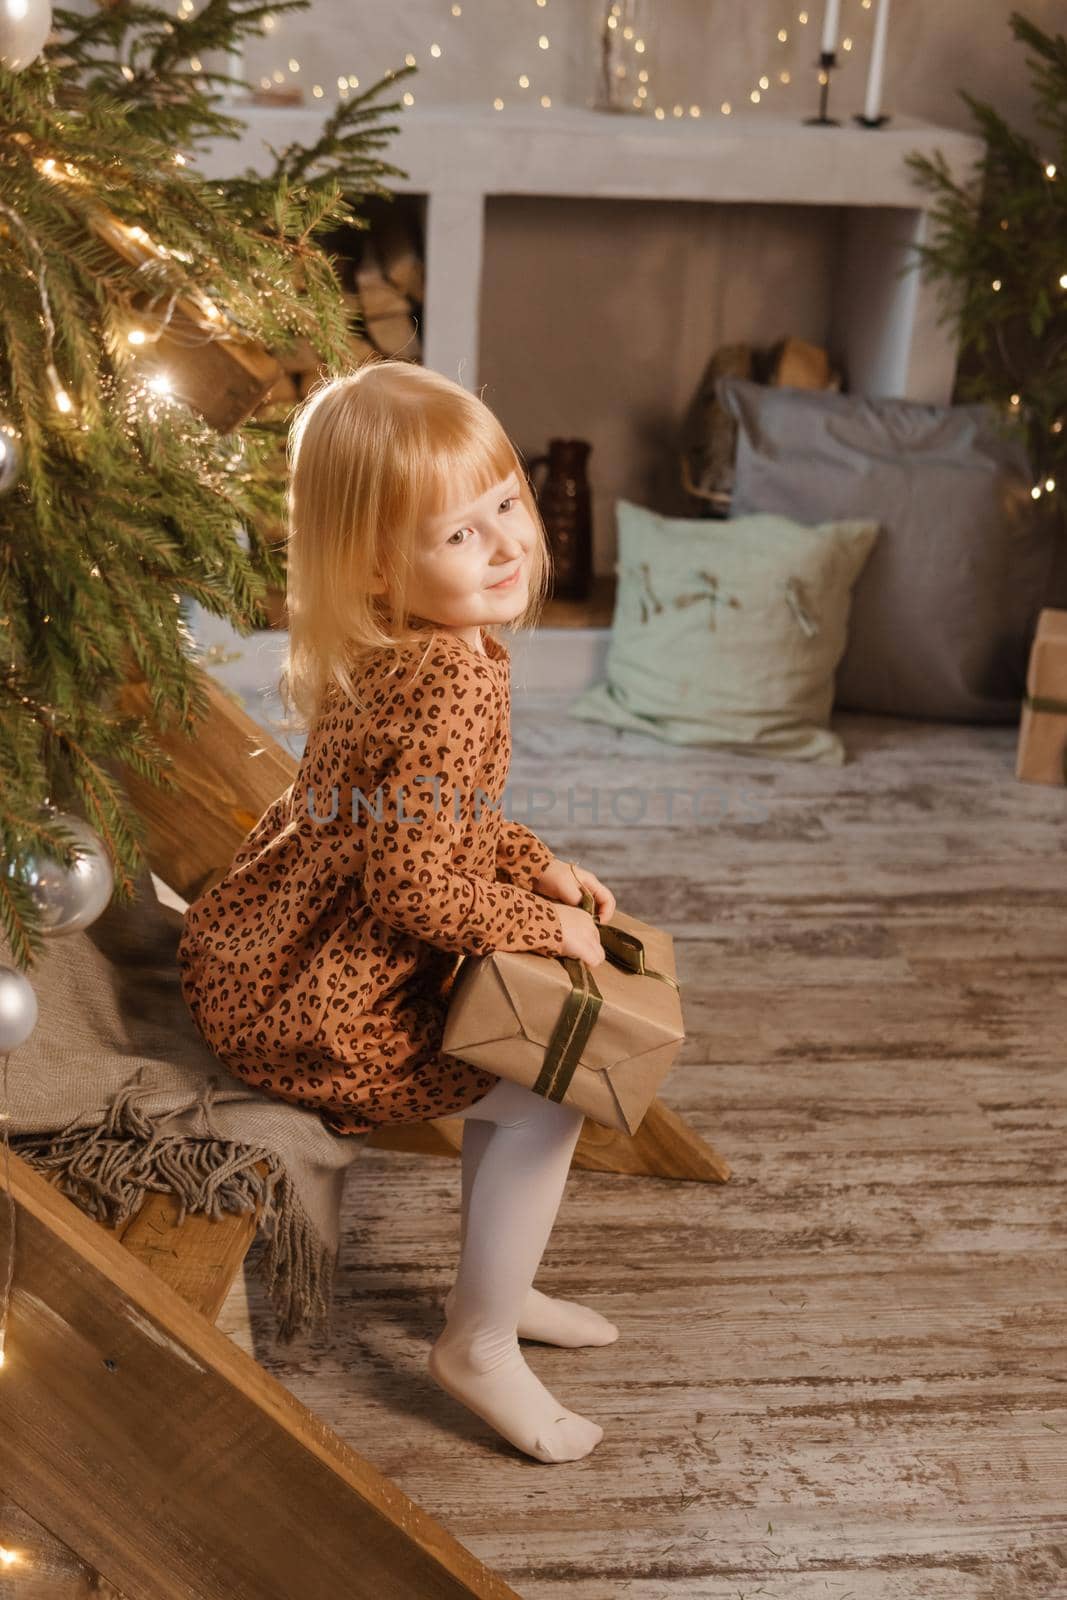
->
[277, 357, 552, 730]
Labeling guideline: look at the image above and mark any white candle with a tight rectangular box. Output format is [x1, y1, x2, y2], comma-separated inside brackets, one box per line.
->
[227, 42, 245, 99]
[863, 0, 892, 121]
[820, 0, 841, 56]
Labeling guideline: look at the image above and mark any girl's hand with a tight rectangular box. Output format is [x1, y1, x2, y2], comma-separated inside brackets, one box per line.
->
[555, 901, 607, 968]
[533, 858, 617, 924]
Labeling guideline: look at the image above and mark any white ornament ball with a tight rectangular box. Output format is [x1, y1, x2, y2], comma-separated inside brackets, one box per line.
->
[0, 964, 38, 1052]
[0, 0, 53, 71]
[0, 420, 21, 495]
[9, 810, 114, 936]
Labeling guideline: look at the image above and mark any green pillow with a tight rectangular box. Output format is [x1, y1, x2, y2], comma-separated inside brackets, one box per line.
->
[567, 500, 880, 765]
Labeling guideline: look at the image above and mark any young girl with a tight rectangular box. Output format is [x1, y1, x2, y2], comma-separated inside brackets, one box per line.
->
[177, 358, 618, 1464]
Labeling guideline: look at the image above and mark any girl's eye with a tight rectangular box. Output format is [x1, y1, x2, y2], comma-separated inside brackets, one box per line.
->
[446, 496, 518, 545]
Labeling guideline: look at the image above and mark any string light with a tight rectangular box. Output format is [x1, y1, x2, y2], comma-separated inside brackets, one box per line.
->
[244, 0, 880, 125]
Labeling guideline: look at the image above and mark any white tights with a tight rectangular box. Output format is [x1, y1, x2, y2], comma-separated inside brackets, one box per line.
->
[427, 1077, 607, 1462]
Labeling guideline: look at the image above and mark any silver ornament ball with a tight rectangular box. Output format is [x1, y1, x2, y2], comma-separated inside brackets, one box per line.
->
[0, 964, 38, 1052]
[0, 0, 52, 70]
[0, 420, 21, 495]
[9, 810, 114, 936]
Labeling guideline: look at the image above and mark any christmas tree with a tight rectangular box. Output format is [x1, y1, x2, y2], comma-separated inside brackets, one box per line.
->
[905, 12, 1066, 516]
[0, 0, 416, 966]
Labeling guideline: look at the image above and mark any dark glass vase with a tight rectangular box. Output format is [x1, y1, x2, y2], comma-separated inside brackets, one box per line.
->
[528, 438, 593, 602]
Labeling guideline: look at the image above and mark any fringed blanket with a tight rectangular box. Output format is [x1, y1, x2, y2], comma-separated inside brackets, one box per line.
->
[2, 865, 365, 1348]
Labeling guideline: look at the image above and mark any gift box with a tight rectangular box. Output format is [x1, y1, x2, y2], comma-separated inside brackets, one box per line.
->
[1016, 608, 1067, 786]
[442, 891, 685, 1135]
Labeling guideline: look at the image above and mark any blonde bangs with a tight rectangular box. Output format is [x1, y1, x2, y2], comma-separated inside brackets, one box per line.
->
[276, 359, 551, 732]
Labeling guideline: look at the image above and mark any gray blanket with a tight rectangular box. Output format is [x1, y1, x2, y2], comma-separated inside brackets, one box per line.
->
[2, 864, 366, 1348]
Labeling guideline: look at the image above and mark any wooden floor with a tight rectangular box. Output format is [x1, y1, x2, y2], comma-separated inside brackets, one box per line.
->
[219, 696, 1067, 1600]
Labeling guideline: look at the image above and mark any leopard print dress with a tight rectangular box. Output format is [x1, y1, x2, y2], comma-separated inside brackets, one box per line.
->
[176, 626, 565, 1138]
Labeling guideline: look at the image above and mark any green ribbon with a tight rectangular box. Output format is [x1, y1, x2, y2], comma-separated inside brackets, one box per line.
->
[532, 888, 680, 1106]
[1022, 691, 1067, 783]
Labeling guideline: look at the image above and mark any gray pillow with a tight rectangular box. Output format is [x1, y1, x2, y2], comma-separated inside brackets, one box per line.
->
[716, 376, 1056, 724]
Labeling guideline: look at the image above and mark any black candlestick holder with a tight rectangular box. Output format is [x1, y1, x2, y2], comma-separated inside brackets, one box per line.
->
[853, 112, 892, 128]
[804, 50, 840, 126]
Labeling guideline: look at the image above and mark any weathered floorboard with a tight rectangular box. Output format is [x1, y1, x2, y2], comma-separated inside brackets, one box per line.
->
[212, 700, 1067, 1598]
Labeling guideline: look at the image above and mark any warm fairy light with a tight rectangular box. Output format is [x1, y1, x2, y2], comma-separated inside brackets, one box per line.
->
[313, 84, 323, 96]
[1031, 485, 1043, 499]
[818, 70, 828, 85]
[759, 75, 769, 89]
[272, 70, 284, 83]
[1046, 478, 1056, 492]
[721, 101, 731, 114]
[750, 89, 761, 102]
[842, 36, 853, 50]
[538, 35, 549, 48]
[634, 38, 645, 52]
[173, 151, 186, 165]
[780, 70, 791, 84]
[262, 11, 275, 29]
[404, 52, 416, 66]
[288, 57, 300, 71]
[518, 74, 529, 87]
[38, 157, 55, 175]
[1010, 393, 1021, 406]
[452, 3, 461, 13]
[654, 106, 664, 119]
[493, 97, 504, 109]
[121, 64, 134, 81]
[798, 10, 808, 21]
[127, 328, 147, 344]
[778, 28, 788, 40]
[992, 279, 1002, 291]
[1046, 163, 1057, 179]
[1053, 420, 1064, 434]
[689, 105, 700, 117]
[0, 1545, 17, 1565]
[673, 103, 683, 116]
[147, 373, 172, 396]
[402, 91, 415, 105]
[540, 95, 551, 107]
[348, 74, 359, 87]
[46, 362, 72, 413]
[429, 43, 441, 57]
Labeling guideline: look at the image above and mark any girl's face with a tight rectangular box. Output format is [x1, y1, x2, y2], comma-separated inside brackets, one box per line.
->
[395, 469, 537, 649]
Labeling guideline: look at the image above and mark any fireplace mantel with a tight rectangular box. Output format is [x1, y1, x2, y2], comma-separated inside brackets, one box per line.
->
[197, 103, 985, 403]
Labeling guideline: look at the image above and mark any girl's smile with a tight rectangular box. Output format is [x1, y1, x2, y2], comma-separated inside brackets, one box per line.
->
[486, 561, 524, 591]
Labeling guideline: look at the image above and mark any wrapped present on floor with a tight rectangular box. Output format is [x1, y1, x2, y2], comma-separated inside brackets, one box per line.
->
[1016, 608, 1067, 786]
[443, 889, 685, 1135]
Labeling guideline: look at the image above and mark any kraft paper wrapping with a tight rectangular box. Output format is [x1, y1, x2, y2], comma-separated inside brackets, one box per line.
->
[1016, 608, 1067, 787]
[442, 904, 685, 1135]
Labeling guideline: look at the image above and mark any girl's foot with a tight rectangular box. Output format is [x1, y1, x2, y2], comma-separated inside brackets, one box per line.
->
[428, 1327, 604, 1463]
[443, 1284, 619, 1347]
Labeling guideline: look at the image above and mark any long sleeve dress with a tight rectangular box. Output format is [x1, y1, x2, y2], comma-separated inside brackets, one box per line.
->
[176, 626, 565, 1137]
